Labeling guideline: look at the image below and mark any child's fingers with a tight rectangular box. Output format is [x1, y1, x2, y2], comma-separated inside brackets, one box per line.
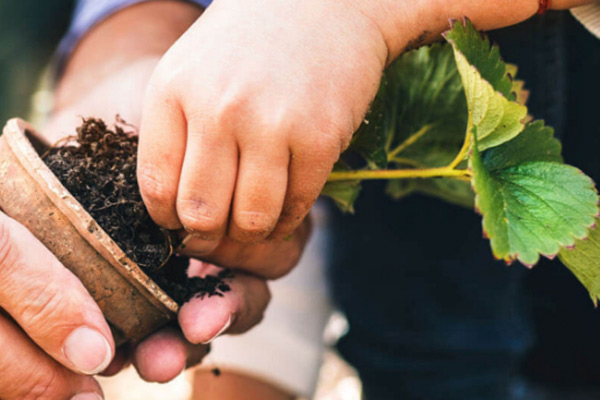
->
[175, 115, 238, 246]
[269, 134, 340, 240]
[179, 217, 311, 279]
[138, 85, 187, 230]
[228, 135, 289, 244]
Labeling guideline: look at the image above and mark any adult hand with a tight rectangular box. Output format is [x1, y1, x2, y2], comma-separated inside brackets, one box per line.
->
[0, 207, 272, 396]
[0, 211, 109, 399]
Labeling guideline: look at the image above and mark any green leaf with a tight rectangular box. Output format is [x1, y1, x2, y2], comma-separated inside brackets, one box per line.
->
[321, 162, 361, 213]
[380, 43, 468, 168]
[321, 181, 361, 213]
[470, 125, 599, 266]
[506, 64, 529, 106]
[559, 220, 600, 305]
[341, 43, 472, 206]
[444, 19, 513, 99]
[482, 120, 562, 170]
[387, 178, 474, 209]
[350, 43, 470, 205]
[445, 19, 528, 151]
[349, 96, 388, 169]
[385, 179, 416, 200]
[417, 179, 475, 208]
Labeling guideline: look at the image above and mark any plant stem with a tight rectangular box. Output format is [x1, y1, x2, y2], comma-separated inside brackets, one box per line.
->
[387, 124, 435, 160]
[447, 118, 472, 170]
[327, 166, 472, 182]
[328, 119, 476, 184]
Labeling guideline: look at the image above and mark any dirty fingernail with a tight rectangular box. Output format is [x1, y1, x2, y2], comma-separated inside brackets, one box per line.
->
[201, 314, 234, 344]
[71, 392, 104, 400]
[64, 327, 112, 375]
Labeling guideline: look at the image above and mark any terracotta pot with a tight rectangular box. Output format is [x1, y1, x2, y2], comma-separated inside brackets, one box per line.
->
[0, 118, 178, 344]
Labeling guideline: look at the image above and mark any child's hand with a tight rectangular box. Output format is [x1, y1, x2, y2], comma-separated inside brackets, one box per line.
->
[137, 0, 388, 248]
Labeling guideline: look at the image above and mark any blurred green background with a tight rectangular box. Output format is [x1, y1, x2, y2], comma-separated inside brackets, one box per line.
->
[0, 1, 74, 125]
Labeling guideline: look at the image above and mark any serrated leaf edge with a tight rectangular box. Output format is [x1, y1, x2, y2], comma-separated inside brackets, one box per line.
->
[444, 18, 528, 152]
[470, 130, 599, 267]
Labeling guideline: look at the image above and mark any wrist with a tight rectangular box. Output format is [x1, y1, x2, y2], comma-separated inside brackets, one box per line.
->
[355, 0, 570, 61]
[347, 0, 444, 61]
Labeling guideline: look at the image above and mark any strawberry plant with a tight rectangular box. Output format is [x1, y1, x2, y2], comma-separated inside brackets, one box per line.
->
[322, 19, 600, 303]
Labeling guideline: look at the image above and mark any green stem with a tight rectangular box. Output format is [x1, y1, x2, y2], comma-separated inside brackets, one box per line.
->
[387, 124, 435, 161]
[447, 117, 473, 170]
[327, 167, 472, 182]
[328, 118, 476, 184]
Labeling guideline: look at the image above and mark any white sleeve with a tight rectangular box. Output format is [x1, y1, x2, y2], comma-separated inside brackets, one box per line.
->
[207, 202, 333, 398]
[572, 2, 600, 38]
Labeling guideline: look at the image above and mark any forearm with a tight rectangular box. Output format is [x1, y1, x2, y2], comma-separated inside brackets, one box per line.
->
[45, 1, 203, 144]
[54, 0, 202, 111]
[192, 369, 295, 400]
[354, 0, 597, 61]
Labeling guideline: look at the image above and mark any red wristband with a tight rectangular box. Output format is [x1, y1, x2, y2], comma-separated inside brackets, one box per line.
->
[537, 0, 550, 14]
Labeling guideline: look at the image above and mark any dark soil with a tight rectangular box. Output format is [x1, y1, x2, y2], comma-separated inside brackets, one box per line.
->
[43, 117, 231, 304]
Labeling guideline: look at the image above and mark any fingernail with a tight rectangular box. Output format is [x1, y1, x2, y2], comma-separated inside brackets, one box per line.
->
[201, 314, 234, 344]
[63, 327, 112, 375]
[71, 393, 104, 400]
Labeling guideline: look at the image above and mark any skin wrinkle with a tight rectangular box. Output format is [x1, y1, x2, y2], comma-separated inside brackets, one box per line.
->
[0, 218, 17, 280]
[343, 0, 393, 67]
[406, 30, 432, 52]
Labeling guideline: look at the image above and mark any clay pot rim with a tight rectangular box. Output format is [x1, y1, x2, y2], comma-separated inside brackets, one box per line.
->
[2, 118, 179, 315]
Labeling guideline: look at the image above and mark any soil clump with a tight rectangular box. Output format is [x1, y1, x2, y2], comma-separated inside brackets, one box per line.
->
[44, 118, 230, 304]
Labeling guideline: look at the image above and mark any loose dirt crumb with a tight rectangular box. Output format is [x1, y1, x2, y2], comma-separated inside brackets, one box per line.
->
[44, 117, 231, 304]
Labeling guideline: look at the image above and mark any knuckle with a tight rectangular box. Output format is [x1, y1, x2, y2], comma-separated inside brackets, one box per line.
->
[0, 218, 18, 275]
[323, 114, 355, 153]
[177, 199, 223, 239]
[232, 211, 276, 242]
[256, 109, 292, 139]
[320, 126, 351, 156]
[137, 164, 176, 206]
[18, 282, 74, 332]
[212, 95, 248, 132]
[300, 115, 353, 156]
[149, 60, 182, 92]
[18, 367, 61, 400]
[293, 132, 344, 171]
